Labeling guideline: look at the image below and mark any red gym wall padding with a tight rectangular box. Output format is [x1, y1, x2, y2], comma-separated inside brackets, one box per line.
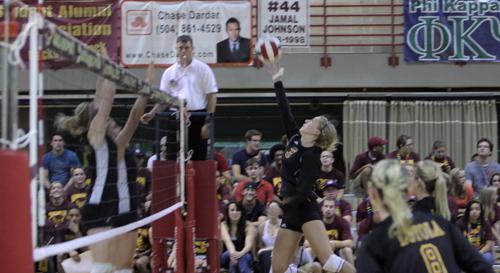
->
[0, 150, 34, 273]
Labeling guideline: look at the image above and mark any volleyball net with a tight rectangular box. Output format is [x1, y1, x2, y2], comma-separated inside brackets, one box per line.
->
[0, 3, 219, 273]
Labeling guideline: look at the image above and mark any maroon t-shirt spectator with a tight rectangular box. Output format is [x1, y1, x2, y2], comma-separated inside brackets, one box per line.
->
[386, 150, 421, 164]
[349, 151, 385, 178]
[335, 199, 352, 218]
[234, 179, 274, 204]
[44, 200, 72, 244]
[215, 151, 229, 173]
[314, 168, 345, 197]
[64, 183, 89, 209]
[424, 153, 456, 171]
[356, 198, 372, 224]
[324, 216, 352, 241]
[264, 165, 282, 195]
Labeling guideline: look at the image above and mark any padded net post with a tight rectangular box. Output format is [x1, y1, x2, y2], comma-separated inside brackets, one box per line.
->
[0, 150, 34, 273]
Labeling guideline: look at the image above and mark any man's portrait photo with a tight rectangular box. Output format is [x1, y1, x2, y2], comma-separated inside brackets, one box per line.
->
[217, 17, 250, 63]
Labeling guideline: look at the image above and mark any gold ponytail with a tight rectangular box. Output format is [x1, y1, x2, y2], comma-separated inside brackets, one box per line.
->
[371, 159, 413, 238]
[316, 115, 337, 151]
[415, 160, 450, 220]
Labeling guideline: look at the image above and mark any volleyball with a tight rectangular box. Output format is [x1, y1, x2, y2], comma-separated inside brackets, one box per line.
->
[255, 36, 281, 64]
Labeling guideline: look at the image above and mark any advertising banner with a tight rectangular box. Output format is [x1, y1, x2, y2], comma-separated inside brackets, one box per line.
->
[121, 1, 252, 66]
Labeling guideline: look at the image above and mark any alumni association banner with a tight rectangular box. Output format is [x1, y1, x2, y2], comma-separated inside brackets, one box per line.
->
[405, 0, 500, 62]
[0, 0, 119, 68]
[120, 1, 251, 66]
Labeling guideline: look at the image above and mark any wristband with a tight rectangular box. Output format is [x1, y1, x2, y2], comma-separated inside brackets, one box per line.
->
[272, 67, 285, 82]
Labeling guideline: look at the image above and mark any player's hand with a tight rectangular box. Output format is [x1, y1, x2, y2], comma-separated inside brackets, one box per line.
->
[201, 124, 210, 139]
[141, 112, 154, 124]
[266, 62, 284, 82]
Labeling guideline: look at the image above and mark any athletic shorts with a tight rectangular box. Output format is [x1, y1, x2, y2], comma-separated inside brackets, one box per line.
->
[280, 199, 322, 232]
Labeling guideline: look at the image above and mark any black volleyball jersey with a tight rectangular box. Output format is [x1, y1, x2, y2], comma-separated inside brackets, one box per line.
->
[84, 135, 137, 214]
[356, 211, 492, 273]
[273, 81, 322, 200]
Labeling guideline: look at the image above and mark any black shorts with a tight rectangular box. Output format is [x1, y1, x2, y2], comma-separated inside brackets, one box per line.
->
[280, 200, 322, 232]
[81, 203, 138, 230]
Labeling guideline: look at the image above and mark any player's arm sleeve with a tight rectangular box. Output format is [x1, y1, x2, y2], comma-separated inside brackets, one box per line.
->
[273, 81, 299, 139]
[355, 243, 383, 273]
[449, 223, 494, 273]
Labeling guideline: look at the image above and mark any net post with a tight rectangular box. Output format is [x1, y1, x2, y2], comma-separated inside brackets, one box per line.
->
[0, 150, 34, 273]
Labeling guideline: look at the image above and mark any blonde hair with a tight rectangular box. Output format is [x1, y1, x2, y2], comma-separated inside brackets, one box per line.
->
[479, 186, 497, 222]
[449, 168, 466, 198]
[370, 159, 413, 238]
[55, 102, 96, 136]
[415, 160, 451, 221]
[315, 116, 337, 151]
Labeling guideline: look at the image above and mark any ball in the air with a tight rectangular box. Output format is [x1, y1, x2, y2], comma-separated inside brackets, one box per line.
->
[255, 36, 281, 64]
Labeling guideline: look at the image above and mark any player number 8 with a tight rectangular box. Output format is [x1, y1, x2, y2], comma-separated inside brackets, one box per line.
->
[419, 243, 448, 273]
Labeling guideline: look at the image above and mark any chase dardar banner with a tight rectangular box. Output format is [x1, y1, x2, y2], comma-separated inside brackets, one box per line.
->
[121, 1, 251, 66]
[405, 0, 500, 62]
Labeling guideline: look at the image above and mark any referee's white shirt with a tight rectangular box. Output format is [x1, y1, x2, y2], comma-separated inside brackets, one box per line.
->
[159, 58, 218, 111]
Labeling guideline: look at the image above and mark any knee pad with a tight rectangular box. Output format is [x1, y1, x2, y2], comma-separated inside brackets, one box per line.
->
[90, 263, 114, 273]
[323, 254, 345, 273]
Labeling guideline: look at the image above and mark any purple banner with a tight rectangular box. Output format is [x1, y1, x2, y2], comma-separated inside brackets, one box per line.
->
[0, 0, 119, 68]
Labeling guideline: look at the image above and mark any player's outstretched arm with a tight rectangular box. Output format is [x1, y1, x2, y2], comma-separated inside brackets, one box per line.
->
[267, 63, 299, 139]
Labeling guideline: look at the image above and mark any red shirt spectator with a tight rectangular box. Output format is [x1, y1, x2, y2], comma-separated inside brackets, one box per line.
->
[234, 179, 274, 204]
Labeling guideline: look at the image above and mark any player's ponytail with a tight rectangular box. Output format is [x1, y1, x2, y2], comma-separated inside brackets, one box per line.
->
[415, 160, 451, 221]
[371, 159, 413, 239]
[55, 102, 96, 136]
[316, 115, 337, 151]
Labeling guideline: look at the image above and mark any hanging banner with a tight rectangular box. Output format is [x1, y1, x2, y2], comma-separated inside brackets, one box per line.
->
[0, 0, 119, 68]
[404, 0, 500, 62]
[258, 0, 309, 47]
[120, 1, 252, 66]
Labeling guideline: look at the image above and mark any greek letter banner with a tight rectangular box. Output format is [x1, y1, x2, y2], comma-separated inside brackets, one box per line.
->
[121, 1, 251, 66]
[404, 0, 500, 62]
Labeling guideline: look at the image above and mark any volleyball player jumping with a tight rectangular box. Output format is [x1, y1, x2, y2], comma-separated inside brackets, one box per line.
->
[266, 64, 355, 273]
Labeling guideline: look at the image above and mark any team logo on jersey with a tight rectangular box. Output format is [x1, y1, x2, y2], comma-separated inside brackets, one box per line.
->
[326, 229, 339, 240]
[285, 147, 298, 159]
[71, 193, 88, 208]
[137, 176, 146, 185]
[48, 210, 68, 227]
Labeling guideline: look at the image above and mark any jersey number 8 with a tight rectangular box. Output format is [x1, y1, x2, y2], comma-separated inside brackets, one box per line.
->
[420, 243, 448, 273]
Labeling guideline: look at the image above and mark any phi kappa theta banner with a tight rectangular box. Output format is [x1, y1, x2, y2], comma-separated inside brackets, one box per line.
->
[404, 0, 500, 62]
